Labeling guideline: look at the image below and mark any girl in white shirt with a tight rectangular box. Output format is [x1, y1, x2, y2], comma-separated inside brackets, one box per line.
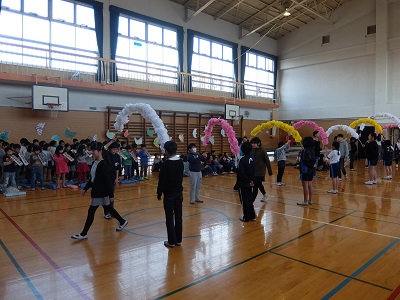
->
[326, 141, 341, 194]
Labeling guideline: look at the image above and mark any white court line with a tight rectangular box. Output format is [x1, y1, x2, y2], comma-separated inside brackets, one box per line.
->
[141, 182, 400, 241]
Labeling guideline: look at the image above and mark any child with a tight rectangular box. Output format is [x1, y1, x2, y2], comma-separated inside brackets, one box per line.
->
[76, 144, 90, 185]
[382, 139, 394, 180]
[157, 141, 184, 248]
[138, 144, 150, 180]
[363, 133, 379, 185]
[187, 143, 203, 204]
[336, 134, 349, 180]
[213, 156, 223, 174]
[12, 144, 22, 187]
[122, 145, 133, 180]
[276, 140, 291, 186]
[42, 144, 52, 183]
[250, 137, 272, 202]
[65, 144, 76, 181]
[30, 145, 45, 191]
[236, 142, 256, 222]
[394, 138, 400, 168]
[349, 137, 358, 171]
[2, 147, 17, 192]
[152, 154, 162, 172]
[53, 145, 69, 188]
[71, 142, 128, 240]
[104, 142, 121, 219]
[297, 137, 316, 206]
[326, 141, 340, 194]
[131, 143, 140, 180]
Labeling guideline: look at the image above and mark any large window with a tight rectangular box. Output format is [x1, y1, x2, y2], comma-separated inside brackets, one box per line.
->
[0, 0, 98, 72]
[191, 36, 234, 92]
[116, 15, 178, 84]
[244, 51, 276, 98]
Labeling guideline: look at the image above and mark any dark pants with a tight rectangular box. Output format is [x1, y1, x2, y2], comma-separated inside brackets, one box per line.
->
[239, 187, 255, 221]
[81, 204, 125, 236]
[31, 167, 44, 188]
[252, 176, 266, 201]
[124, 165, 132, 180]
[338, 158, 347, 178]
[140, 162, 148, 177]
[163, 193, 183, 245]
[133, 162, 139, 177]
[349, 152, 356, 169]
[103, 178, 116, 215]
[277, 160, 286, 183]
[15, 166, 21, 186]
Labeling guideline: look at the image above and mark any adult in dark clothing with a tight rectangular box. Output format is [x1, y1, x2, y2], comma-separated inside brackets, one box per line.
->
[71, 142, 128, 240]
[236, 142, 256, 222]
[250, 137, 272, 202]
[363, 133, 379, 185]
[157, 141, 184, 248]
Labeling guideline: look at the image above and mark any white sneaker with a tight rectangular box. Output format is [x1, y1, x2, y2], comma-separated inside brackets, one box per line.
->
[71, 234, 87, 240]
[116, 220, 128, 231]
[338, 178, 342, 181]
[364, 181, 374, 185]
[373, 180, 377, 184]
[344, 175, 348, 179]
[260, 196, 269, 202]
[397, 164, 399, 168]
[104, 213, 112, 219]
[327, 190, 338, 194]
[276, 182, 283, 186]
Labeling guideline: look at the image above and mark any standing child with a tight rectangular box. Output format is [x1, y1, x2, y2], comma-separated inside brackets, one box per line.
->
[12, 144, 22, 187]
[363, 133, 379, 185]
[2, 147, 17, 193]
[65, 144, 76, 181]
[130, 143, 140, 180]
[297, 137, 316, 206]
[349, 137, 358, 171]
[236, 142, 256, 222]
[30, 145, 45, 191]
[152, 154, 162, 172]
[71, 142, 128, 240]
[382, 138, 394, 180]
[250, 137, 272, 202]
[42, 144, 52, 183]
[187, 143, 203, 204]
[394, 138, 400, 168]
[122, 145, 133, 180]
[276, 140, 291, 186]
[157, 141, 184, 248]
[103, 142, 121, 219]
[76, 144, 90, 185]
[138, 144, 150, 180]
[326, 141, 340, 194]
[53, 145, 70, 188]
[337, 134, 349, 180]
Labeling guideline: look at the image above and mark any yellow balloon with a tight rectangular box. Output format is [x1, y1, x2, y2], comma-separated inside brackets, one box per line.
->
[251, 120, 302, 142]
[349, 118, 382, 133]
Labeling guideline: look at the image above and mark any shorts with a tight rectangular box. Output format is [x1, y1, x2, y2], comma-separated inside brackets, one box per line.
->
[330, 162, 340, 178]
[91, 196, 110, 206]
[300, 173, 313, 181]
[384, 160, 393, 166]
[368, 160, 378, 167]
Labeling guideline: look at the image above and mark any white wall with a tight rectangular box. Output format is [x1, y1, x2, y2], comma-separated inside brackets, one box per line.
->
[277, 0, 400, 121]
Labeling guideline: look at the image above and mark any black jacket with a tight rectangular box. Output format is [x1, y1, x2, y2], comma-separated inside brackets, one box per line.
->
[157, 157, 184, 198]
[84, 160, 114, 198]
[365, 141, 379, 160]
[236, 154, 255, 188]
[187, 152, 203, 172]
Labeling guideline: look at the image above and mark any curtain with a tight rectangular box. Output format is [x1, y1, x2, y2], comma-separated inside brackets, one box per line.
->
[186, 30, 195, 92]
[92, 2, 104, 81]
[109, 7, 120, 82]
[232, 45, 239, 98]
[240, 46, 248, 99]
[0, 1, 2, 12]
[177, 28, 184, 91]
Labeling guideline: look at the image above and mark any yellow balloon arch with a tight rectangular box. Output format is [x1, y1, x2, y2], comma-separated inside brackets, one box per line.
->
[251, 120, 302, 143]
[349, 118, 383, 133]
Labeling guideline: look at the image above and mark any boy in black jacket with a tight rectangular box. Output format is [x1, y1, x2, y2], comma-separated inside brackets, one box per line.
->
[236, 142, 256, 222]
[157, 141, 184, 248]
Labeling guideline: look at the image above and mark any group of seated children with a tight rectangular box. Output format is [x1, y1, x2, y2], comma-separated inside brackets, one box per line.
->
[181, 151, 235, 177]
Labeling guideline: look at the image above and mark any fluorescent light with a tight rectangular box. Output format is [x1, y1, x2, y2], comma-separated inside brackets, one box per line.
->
[283, 9, 291, 16]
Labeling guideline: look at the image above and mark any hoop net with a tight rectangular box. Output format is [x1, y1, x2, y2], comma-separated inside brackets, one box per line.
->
[47, 103, 62, 118]
[233, 116, 240, 125]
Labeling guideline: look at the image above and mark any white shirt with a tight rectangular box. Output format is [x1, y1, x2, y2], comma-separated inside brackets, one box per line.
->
[327, 150, 340, 164]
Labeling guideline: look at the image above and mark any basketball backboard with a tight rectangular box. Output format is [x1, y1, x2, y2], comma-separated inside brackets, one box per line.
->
[32, 85, 69, 111]
[225, 104, 240, 119]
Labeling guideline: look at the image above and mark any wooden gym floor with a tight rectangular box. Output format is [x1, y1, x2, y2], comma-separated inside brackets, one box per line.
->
[1, 160, 400, 300]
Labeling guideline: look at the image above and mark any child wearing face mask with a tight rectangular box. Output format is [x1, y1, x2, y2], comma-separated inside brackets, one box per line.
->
[187, 143, 203, 204]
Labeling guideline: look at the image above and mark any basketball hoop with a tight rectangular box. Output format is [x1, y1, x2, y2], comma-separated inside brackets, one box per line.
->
[233, 116, 240, 125]
[47, 103, 62, 118]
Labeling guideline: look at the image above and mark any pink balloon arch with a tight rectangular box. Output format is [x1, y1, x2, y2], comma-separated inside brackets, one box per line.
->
[203, 118, 240, 154]
[293, 120, 329, 145]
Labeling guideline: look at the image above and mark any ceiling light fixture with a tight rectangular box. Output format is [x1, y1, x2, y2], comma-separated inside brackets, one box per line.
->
[283, 8, 291, 16]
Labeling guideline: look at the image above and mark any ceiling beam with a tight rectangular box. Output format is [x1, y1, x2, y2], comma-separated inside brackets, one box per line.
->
[185, 0, 217, 22]
[214, 0, 245, 20]
[292, 0, 334, 23]
[240, 0, 309, 39]
[239, 0, 281, 27]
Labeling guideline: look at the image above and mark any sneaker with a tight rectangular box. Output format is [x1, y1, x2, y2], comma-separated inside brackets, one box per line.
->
[164, 241, 175, 248]
[364, 181, 374, 185]
[297, 202, 309, 206]
[189, 201, 195, 204]
[41, 187, 45, 190]
[260, 196, 269, 202]
[71, 234, 87, 240]
[250, 218, 257, 221]
[350, 169, 356, 171]
[31, 188, 35, 191]
[116, 220, 128, 231]
[239, 217, 249, 222]
[229, 171, 234, 174]
[104, 213, 112, 219]
[338, 178, 342, 181]
[372, 180, 377, 184]
[344, 175, 348, 179]
[213, 172, 218, 176]
[396, 164, 399, 168]
[175, 242, 182, 246]
[144, 177, 149, 180]
[327, 190, 338, 194]
[307, 201, 313, 205]
[276, 182, 283, 186]
[195, 199, 204, 203]
[365, 166, 369, 169]
[313, 175, 320, 178]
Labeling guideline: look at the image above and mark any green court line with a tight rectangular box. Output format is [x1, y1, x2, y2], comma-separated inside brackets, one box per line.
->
[155, 211, 356, 299]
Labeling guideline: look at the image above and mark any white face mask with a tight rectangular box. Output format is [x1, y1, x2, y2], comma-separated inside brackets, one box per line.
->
[192, 148, 197, 153]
